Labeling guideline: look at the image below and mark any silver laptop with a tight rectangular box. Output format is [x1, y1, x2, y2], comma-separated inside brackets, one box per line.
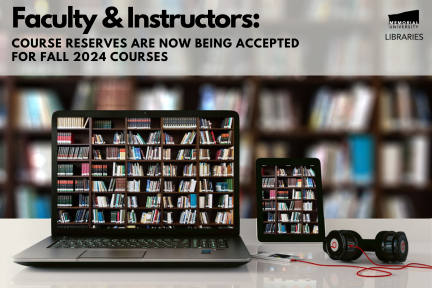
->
[13, 110, 251, 266]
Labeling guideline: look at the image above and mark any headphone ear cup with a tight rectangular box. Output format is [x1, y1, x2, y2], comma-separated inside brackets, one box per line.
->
[323, 237, 328, 254]
[375, 231, 395, 262]
[342, 230, 363, 261]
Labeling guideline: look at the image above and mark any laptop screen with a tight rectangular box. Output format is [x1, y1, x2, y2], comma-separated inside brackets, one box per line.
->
[52, 111, 238, 235]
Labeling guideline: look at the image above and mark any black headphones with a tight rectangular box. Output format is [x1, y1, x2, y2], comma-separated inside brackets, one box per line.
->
[323, 230, 408, 262]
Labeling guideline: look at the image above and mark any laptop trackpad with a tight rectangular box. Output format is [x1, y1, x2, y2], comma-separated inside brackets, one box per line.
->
[79, 249, 146, 258]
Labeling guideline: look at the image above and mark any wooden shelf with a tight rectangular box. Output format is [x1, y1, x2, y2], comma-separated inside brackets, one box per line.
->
[127, 176, 161, 178]
[163, 128, 197, 131]
[92, 207, 126, 210]
[94, 223, 126, 225]
[126, 160, 162, 162]
[200, 128, 233, 131]
[92, 144, 126, 146]
[57, 191, 89, 194]
[91, 191, 126, 194]
[57, 159, 90, 162]
[57, 144, 90, 146]
[57, 176, 89, 178]
[163, 144, 196, 147]
[56, 207, 89, 209]
[127, 144, 160, 146]
[199, 191, 233, 194]
[57, 222, 88, 225]
[200, 160, 234, 162]
[161, 160, 196, 162]
[199, 207, 233, 210]
[200, 223, 233, 226]
[92, 128, 125, 131]
[91, 176, 125, 178]
[57, 128, 89, 131]
[128, 191, 161, 194]
[126, 128, 160, 131]
[163, 191, 198, 194]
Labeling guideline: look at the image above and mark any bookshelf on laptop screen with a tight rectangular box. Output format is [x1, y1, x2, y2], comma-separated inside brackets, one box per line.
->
[53, 112, 238, 234]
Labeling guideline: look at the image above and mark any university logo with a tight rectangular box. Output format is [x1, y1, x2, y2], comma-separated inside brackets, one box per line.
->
[388, 10, 419, 28]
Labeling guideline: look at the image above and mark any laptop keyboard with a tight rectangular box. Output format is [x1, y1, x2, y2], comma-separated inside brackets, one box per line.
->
[49, 238, 228, 249]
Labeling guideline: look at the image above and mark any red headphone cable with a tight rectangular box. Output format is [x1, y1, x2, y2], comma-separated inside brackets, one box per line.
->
[289, 245, 432, 278]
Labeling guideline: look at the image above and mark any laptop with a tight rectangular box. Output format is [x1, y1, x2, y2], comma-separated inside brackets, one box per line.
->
[13, 110, 251, 266]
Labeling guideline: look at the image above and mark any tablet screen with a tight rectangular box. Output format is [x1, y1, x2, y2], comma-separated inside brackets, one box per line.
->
[257, 158, 325, 242]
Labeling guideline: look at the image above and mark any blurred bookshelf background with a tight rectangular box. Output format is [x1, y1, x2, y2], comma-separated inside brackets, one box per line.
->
[0, 76, 432, 219]
[1, 0, 432, 218]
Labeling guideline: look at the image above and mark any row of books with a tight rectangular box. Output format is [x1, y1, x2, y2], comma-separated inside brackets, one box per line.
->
[180, 131, 196, 144]
[180, 209, 196, 224]
[263, 201, 275, 210]
[57, 147, 89, 160]
[200, 210, 233, 225]
[293, 167, 302, 176]
[146, 195, 162, 208]
[113, 132, 125, 144]
[262, 178, 275, 187]
[127, 211, 137, 223]
[262, 189, 315, 200]
[215, 211, 233, 224]
[105, 148, 126, 160]
[112, 163, 126, 176]
[128, 132, 147, 144]
[177, 195, 198, 208]
[176, 149, 196, 160]
[58, 209, 89, 223]
[57, 195, 73, 207]
[57, 133, 75, 144]
[309, 85, 374, 132]
[58, 117, 89, 129]
[381, 136, 429, 187]
[286, 178, 302, 187]
[84, 130, 231, 146]
[265, 190, 276, 199]
[141, 210, 161, 223]
[304, 178, 316, 188]
[278, 223, 303, 234]
[164, 179, 198, 192]
[147, 163, 161, 176]
[91, 165, 108, 176]
[163, 164, 177, 176]
[92, 179, 126, 192]
[15, 90, 63, 130]
[58, 164, 74, 176]
[381, 84, 431, 132]
[128, 146, 162, 160]
[277, 168, 287, 176]
[211, 163, 234, 177]
[94, 120, 112, 129]
[279, 212, 301, 222]
[266, 212, 275, 222]
[162, 117, 197, 128]
[93, 194, 125, 208]
[306, 136, 374, 185]
[14, 89, 63, 130]
[128, 118, 151, 129]
[57, 180, 89, 192]
[128, 163, 145, 176]
[259, 90, 298, 132]
[93, 134, 106, 144]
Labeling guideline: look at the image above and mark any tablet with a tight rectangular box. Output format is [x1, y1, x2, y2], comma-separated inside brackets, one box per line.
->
[256, 158, 325, 242]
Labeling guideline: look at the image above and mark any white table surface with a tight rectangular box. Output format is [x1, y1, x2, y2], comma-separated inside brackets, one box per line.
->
[1, 218, 431, 288]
